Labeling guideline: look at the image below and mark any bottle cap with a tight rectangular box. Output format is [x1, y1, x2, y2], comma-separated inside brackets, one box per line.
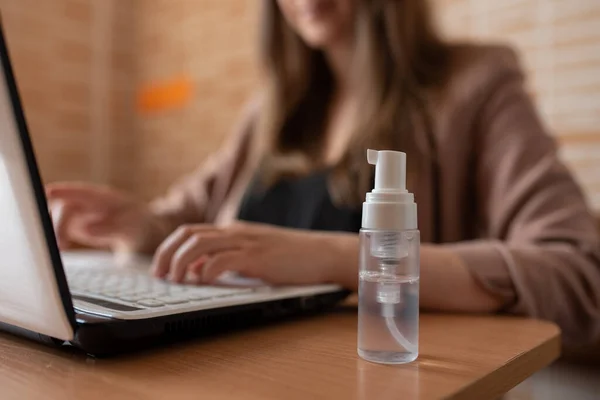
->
[362, 149, 417, 230]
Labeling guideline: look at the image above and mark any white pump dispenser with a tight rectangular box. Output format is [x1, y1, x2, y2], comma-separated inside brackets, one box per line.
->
[362, 149, 417, 231]
[358, 149, 420, 364]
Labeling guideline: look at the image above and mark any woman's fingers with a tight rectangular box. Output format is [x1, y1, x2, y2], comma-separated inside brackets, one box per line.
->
[46, 183, 107, 205]
[168, 233, 241, 283]
[187, 256, 209, 283]
[47, 184, 112, 246]
[45, 183, 151, 251]
[151, 225, 218, 278]
[50, 201, 78, 248]
[152, 227, 194, 278]
[201, 251, 248, 283]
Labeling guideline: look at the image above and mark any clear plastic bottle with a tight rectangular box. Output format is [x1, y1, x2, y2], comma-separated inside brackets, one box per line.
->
[357, 149, 420, 364]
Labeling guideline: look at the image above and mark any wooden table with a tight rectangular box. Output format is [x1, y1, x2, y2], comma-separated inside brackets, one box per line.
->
[0, 304, 560, 400]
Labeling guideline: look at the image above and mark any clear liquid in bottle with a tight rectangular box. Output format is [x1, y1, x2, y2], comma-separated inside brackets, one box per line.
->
[357, 230, 420, 364]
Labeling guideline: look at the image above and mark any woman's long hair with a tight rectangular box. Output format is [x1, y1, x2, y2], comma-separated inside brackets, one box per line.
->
[256, 0, 451, 206]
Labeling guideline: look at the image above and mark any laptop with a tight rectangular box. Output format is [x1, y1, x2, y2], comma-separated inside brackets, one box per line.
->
[0, 24, 349, 356]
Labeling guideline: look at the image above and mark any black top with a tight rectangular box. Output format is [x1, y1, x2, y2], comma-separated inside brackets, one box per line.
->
[237, 171, 362, 233]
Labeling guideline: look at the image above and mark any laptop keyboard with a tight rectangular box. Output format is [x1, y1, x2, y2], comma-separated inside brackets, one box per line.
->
[66, 268, 253, 310]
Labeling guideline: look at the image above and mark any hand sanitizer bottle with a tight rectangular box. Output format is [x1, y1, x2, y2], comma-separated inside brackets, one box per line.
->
[358, 149, 420, 364]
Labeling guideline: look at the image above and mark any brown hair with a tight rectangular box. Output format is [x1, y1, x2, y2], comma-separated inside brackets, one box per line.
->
[257, 0, 451, 206]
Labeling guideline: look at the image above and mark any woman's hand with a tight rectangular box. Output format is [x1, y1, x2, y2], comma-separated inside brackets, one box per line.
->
[151, 222, 359, 287]
[46, 182, 168, 253]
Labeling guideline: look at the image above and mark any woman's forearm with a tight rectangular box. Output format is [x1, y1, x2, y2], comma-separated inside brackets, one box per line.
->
[325, 234, 504, 313]
[418, 245, 504, 312]
[323, 232, 360, 290]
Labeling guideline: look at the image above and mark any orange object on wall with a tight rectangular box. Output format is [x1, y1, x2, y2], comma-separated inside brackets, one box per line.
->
[137, 75, 194, 114]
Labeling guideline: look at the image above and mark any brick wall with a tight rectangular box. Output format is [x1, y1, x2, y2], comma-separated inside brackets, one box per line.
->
[1, 0, 256, 200]
[2, 0, 96, 183]
[108, 1, 136, 191]
[133, 0, 258, 199]
[432, 0, 600, 211]
[0, 0, 135, 187]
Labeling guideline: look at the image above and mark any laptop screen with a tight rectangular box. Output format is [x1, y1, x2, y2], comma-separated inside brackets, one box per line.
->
[0, 23, 75, 340]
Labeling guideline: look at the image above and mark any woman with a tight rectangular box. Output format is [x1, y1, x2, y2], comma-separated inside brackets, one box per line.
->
[47, 0, 600, 347]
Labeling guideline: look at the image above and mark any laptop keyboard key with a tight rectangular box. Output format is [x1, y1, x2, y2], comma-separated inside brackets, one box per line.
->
[137, 299, 165, 307]
[119, 295, 145, 302]
[186, 292, 214, 301]
[156, 296, 188, 305]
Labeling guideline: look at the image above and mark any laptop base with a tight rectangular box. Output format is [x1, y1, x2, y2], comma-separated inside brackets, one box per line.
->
[3, 290, 349, 357]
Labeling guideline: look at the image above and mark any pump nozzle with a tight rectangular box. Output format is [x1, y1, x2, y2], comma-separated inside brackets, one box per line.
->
[367, 149, 407, 193]
[362, 149, 416, 231]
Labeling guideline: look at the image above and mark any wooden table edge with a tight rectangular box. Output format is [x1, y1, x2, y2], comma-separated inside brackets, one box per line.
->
[447, 321, 561, 400]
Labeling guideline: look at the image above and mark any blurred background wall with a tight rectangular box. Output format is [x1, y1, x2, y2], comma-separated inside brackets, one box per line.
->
[0, 0, 136, 189]
[0, 0, 256, 200]
[433, 0, 600, 213]
[0, 0, 598, 211]
[133, 0, 257, 200]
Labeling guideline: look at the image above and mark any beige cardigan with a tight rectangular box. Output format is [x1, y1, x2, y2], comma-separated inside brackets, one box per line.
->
[149, 44, 600, 347]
